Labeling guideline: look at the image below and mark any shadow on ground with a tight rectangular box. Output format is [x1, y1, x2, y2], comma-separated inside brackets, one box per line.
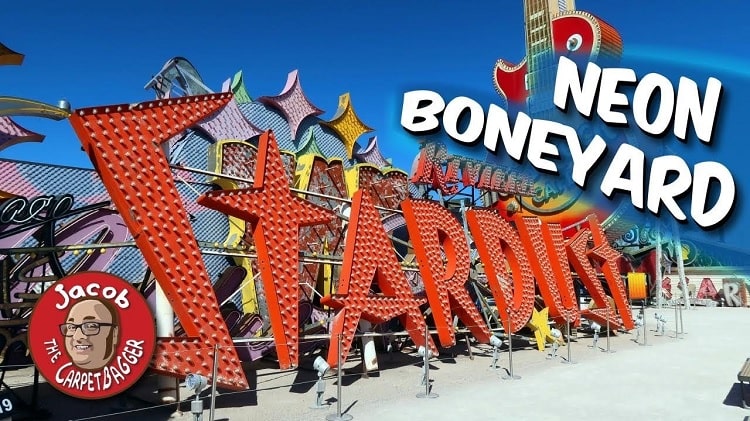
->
[723, 382, 748, 409]
[0, 371, 179, 421]
[0, 332, 548, 420]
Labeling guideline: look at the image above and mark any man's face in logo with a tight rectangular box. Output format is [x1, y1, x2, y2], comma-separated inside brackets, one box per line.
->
[61, 299, 119, 371]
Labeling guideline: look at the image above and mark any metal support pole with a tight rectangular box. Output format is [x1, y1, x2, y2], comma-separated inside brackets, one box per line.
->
[191, 384, 204, 421]
[32, 367, 39, 409]
[419, 328, 428, 387]
[655, 222, 663, 309]
[313, 373, 326, 408]
[502, 309, 521, 380]
[209, 344, 219, 421]
[604, 308, 615, 353]
[327, 334, 353, 421]
[417, 327, 438, 398]
[156, 281, 178, 403]
[672, 219, 690, 311]
[491, 344, 499, 370]
[673, 303, 680, 339]
[464, 333, 474, 360]
[547, 337, 560, 359]
[171, 377, 182, 418]
[590, 329, 599, 350]
[561, 315, 577, 364]
[191, 400, 203, 421]
[638, 305, 649, 346]
[679, 303, 686, 334]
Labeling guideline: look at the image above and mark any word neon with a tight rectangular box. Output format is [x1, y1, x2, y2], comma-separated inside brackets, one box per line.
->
[400, 56, 736, 229]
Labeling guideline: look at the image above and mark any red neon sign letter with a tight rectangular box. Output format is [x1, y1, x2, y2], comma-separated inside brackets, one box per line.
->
[321, 191, 436, 367]
[402, 199, 492, 346]
[69, 94, 247, 390]
[198, 131, 335, 370]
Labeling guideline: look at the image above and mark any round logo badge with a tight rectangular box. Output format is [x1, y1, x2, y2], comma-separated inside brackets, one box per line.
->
[28, 272, 156, 399]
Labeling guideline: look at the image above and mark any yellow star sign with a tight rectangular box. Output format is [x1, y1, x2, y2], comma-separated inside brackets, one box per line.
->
[321, 93, 374, 159]
[526, 307, 555, 351]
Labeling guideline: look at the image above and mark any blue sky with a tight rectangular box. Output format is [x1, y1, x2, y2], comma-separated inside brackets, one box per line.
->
[2, 1, 749, 247]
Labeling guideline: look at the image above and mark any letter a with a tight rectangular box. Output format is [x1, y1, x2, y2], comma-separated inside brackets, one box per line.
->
[321, 191, 436, 367]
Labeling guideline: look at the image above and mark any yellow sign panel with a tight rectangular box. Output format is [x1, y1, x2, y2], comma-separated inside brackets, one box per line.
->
[627, 272, 648, 300]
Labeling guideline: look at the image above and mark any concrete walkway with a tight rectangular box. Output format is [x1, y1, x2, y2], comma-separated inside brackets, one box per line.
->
[350, 307, 750, 421]
[5, 306, 749, 420]
[203, 306, 750, 421]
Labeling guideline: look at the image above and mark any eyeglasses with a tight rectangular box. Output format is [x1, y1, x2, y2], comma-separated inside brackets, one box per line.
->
[59, 322, 116, 337]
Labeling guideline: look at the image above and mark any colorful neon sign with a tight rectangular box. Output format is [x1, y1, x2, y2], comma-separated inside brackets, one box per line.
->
[67, 93, 632, 389]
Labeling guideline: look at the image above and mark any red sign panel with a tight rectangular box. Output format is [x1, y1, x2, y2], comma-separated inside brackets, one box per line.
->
[402, 199, 492, 346]
[68, 94, 248, 390]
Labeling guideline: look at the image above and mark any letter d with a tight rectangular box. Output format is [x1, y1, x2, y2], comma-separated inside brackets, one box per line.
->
[691, 161, 735, 229]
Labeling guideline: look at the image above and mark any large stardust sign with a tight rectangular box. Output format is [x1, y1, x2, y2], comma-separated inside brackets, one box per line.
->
[69, 94, 633, 390]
